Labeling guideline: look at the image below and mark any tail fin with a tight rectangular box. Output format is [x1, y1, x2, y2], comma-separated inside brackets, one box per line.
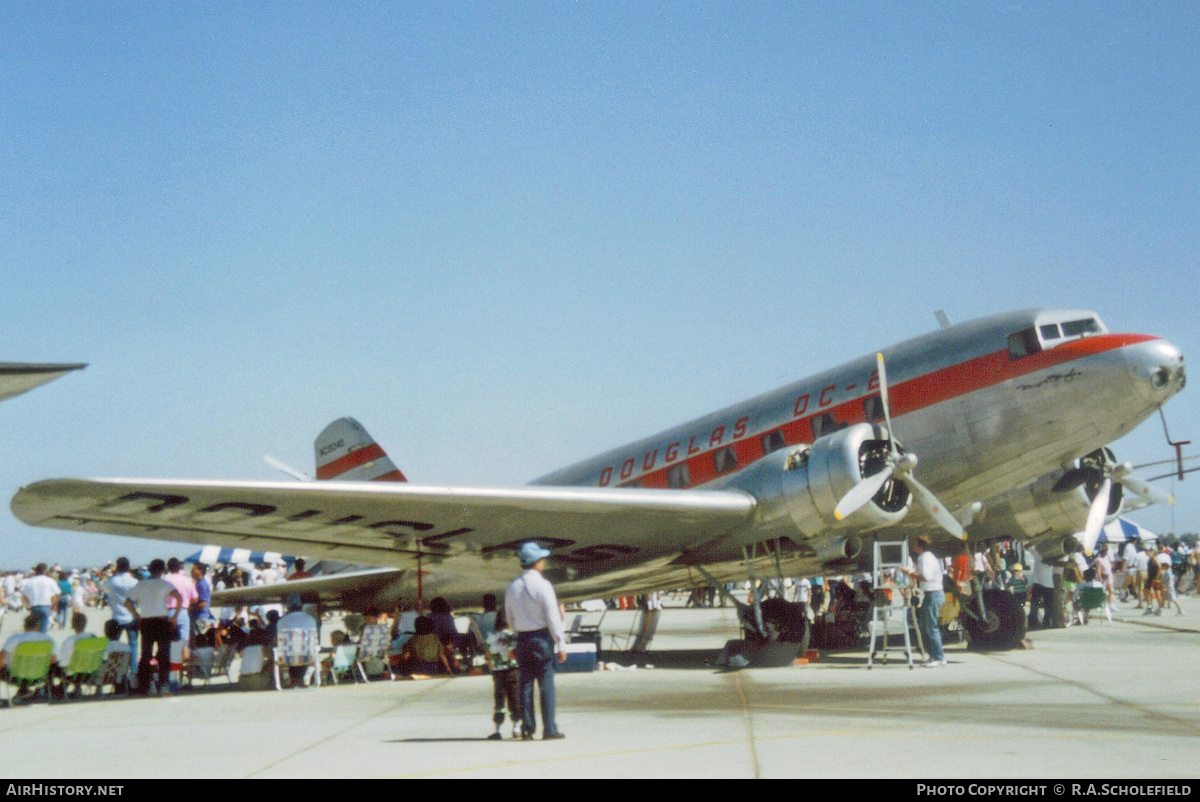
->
[314, 417, 407, 482]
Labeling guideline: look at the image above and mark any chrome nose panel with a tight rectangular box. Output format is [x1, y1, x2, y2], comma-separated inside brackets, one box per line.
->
[1124, 338, 1186, 400]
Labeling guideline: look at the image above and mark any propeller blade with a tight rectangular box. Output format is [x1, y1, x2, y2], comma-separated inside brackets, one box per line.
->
[876, 353, 897, 459]
[904, 472, 965, 539]
[1081, 477, 1112, 555]
[1052, 466, 1100, 493]
[834, 468, 893, 521]
[1118, 474, 1172, 506]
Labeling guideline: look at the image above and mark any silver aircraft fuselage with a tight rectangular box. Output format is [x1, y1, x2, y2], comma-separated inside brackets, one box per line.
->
[532, 308, 1184, 588]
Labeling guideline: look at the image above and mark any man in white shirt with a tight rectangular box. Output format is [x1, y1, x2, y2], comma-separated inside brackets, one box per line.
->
[904, 536, 947, 667]
[504, 542, 566, 740]
[124, 559, 182, 696]
[20, 564, 61, 634]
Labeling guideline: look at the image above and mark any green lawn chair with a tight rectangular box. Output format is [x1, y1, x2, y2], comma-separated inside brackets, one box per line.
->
[1, 640, 54, 706]
[57, 637, 109, 699]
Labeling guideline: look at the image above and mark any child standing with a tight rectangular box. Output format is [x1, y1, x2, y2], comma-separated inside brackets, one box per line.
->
[484, 607, 522, 740]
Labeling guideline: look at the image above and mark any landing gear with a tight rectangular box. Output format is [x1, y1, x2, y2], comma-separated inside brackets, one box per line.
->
[961, 588, 1026, 651]
[718, 599, 810, 668]
[702, 542, 812, 668]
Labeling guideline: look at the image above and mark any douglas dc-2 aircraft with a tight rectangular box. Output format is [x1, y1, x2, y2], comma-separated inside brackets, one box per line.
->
[9, 310, 1186, 656]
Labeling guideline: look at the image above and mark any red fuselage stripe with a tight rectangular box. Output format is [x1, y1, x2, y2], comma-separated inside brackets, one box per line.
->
[611, 333, 1157, 489]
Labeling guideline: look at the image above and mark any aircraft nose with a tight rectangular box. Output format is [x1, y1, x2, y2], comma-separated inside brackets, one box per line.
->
[1125, 338, 1186, 399]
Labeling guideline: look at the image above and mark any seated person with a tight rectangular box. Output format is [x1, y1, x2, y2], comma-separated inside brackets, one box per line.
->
[1, 613, 56, 678]
[101, 619, 134, 691]
[357, 612, 391, 677]
[276, 593, 318, 686]
[389, 610, 418, 667]
[397, 616, 452, 676]
[56, 612, 94, 669]
[103, 619, 134, 660]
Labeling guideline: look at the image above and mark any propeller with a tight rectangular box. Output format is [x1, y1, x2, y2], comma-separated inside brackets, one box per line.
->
[1060, 450, 1175, 555]
[833, 353, 965, 539]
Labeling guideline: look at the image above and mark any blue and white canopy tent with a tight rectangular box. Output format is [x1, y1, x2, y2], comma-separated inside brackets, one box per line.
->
[1099, 517, 1158, 547]
[185, 546, 295, 568]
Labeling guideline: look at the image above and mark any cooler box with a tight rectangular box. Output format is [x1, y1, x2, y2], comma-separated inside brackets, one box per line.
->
[559, 642, 597, 673]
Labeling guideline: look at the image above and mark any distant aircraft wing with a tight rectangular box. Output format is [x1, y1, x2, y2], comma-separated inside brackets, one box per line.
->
[11, 479, 757, 597]
[211, 568, 406, 609]
[0, 363, 86, 403]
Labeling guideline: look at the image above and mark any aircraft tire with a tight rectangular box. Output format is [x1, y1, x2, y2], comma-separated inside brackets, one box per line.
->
[963, 589, 1026, 651]
[757, 598, 811, 655]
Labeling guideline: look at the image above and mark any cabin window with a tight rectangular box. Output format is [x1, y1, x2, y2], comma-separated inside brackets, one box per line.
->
[1039, 323, 1061, 341]
[666, 463, 690, 489]
[713, 447, 739, 474]
[863, 395, 885, 423]
[1062, 318, 1100, 337]
[811, 412, 837, 439]
[1007, 328, 1040, 360]
[761, 430, 786, 454]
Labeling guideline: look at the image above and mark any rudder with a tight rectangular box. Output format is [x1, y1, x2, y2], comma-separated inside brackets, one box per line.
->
[314, 417, 406, 482]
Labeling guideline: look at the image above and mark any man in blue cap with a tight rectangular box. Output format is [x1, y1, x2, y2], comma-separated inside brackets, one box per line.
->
[504, 542, 567, 740]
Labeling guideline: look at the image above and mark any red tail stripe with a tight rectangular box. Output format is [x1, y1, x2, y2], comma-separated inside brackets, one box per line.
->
[316, 443, 388, 480]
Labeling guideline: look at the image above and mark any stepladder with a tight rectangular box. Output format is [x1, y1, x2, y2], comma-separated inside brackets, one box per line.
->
[867, 539, 920, 669]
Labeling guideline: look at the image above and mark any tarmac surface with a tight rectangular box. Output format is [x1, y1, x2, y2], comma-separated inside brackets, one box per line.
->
[1, 595, 1198, 779]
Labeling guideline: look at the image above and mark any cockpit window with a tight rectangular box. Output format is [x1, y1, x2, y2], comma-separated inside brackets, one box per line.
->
[1039, 323, 1061, 341]
[1061, 318, 1100, 337]
[1007, 328, 1040, 360]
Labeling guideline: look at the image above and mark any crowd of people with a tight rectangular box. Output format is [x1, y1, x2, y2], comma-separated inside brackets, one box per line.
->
[0, 546, 571, 740]
[2, 535, 1195, 710]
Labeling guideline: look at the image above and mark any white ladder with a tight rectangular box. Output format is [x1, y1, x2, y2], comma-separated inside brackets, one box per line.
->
[867, 539, 918, 669]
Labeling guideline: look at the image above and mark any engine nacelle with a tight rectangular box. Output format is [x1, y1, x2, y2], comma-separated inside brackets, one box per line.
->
[969, 447, 1126, 558]
[737, 423, 912, 543]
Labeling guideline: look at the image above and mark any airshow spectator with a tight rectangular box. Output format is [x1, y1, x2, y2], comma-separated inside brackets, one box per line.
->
[55, 612, 93, 667]
[398, 616, 452, 676]
[1007, 564, 1030, 605]
[164, 557, 198, 644]
[124, 559, 183, 696]
[903, 536, 947, 668]
[55, 571, 73, 629]
[20, 564, 61, 633]
[1026, 545, 1055, 630]
[287, 558, 314, 580]
[105, 558, 140, 663]
[505, 542, 568, 739]
[468, 594, 499, 656]
[0, 614, 55, 694]
[190, 562, 215, 630]
[484, 606, 522, 740]
[276, 593, 319, 687]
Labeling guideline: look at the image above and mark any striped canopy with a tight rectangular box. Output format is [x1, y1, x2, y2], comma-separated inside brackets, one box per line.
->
[1100, 517, 1156, 545]
[186, 546, 295, 567]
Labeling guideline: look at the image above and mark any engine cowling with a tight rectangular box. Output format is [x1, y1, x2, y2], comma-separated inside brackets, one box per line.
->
[739, 423, 913, 542]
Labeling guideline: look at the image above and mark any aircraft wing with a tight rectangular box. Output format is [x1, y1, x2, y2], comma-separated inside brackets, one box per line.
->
[11, 478, 757, 586]
[0, 362, 86, 403]
[210, 568, 406, 609]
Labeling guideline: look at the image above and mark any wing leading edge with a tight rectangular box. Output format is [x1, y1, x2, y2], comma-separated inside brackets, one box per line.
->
[0, 363, 86, 403]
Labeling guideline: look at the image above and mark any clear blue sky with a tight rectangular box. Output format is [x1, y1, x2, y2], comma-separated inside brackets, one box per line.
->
[2, 2, 1197, 568]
